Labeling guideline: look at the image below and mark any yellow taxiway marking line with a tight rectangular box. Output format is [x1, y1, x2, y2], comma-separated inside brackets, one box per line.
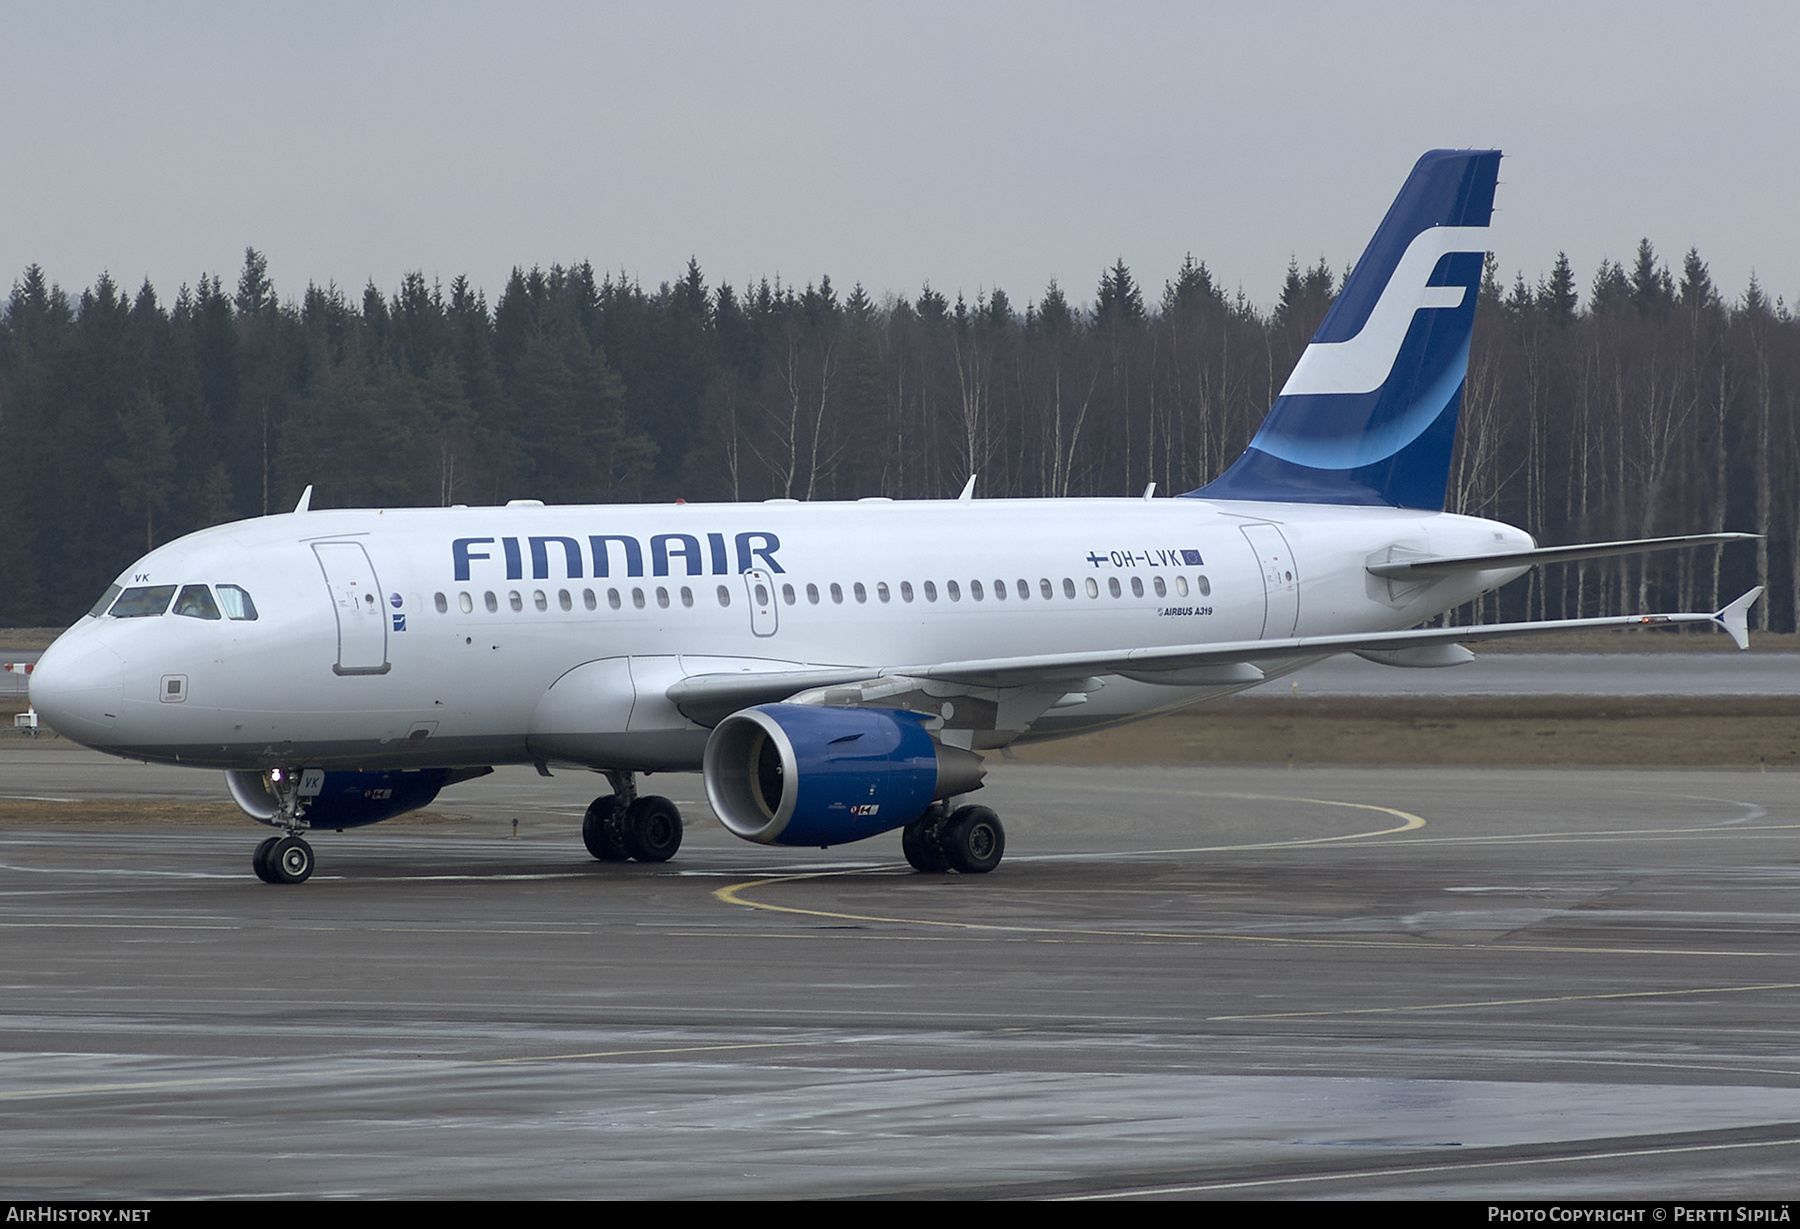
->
[1207, 980, 1800, 1021]
[0, 1044, 814, 1101]
[712, 796, 1780, 957]
[1065, 1133, 1800, 1200]
[1109, 793, 1427, 855]
[702, 883, 1776, 958]
[714, 794, 1422, 926]
[0, 1076, 254, 1101]
[474, 1042, 802, 1065]
[0, 921, 585, 937]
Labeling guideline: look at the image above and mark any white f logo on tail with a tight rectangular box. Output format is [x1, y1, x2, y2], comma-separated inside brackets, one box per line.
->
[1279, 225, 1488, 398]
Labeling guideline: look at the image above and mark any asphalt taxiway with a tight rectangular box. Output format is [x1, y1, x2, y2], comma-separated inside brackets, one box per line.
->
[2, 745, 1798, 1198]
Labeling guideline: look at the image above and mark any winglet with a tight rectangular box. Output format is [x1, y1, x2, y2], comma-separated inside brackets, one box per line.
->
[294, 484, 314, 514]
[1714, 587, 1762, 650]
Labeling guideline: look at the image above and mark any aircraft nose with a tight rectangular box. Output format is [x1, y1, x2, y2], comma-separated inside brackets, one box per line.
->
[29, 636, 124, 744]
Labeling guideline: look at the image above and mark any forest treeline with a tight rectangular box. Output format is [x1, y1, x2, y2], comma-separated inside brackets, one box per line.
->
[1, 243, 1794, 630]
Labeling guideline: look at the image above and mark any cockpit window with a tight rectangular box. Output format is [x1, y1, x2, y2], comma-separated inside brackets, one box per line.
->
[216, 585, 259, 621]
[173, 585, 222, 620]
[89, 584, 122, 618]
[108, 585, 177, 618]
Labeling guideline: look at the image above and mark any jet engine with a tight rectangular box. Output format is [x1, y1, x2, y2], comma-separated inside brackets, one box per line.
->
[226, 767, 472, 830]
[703, 704, 986, 847]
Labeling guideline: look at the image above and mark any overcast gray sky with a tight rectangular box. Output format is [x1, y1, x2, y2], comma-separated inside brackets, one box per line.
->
[4, 2, 1794, 315]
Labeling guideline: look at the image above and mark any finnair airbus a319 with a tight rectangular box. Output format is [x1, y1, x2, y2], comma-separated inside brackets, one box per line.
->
[29, 149, 1759, 884]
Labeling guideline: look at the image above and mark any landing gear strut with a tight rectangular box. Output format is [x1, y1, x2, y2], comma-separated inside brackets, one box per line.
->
[251, 768, 315, 884]
[902, 803, 1005, 874]
[583, 770, 684, 865]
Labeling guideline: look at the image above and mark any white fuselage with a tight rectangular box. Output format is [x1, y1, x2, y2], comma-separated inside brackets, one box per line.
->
[30, 496, 1531, 772]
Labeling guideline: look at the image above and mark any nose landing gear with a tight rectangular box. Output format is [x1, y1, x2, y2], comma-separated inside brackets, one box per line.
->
[250, 768, 315, 884]
[252, 834, 315, 884]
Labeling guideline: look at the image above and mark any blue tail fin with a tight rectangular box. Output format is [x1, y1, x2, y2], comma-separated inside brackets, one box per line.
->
[1189, 149, 1501, 509]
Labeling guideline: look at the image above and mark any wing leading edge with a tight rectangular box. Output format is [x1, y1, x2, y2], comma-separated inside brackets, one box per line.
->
[667, 588, 1764, 724]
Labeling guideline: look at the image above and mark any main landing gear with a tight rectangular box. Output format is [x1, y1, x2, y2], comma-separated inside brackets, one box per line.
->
[902, 802, 1005, 874]
[582, 770, 684, 864]
[251, 767, 315, 884]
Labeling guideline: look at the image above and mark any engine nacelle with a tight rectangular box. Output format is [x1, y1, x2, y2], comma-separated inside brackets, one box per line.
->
[704, 704, 986, 846]
[226, 767, 453, 830]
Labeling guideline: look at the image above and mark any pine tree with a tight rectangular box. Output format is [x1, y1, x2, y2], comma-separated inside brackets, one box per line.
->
[1541, 252, 1578, 325]
[1093, 259, 1144, 327]
[1629, 238, 1673, 314]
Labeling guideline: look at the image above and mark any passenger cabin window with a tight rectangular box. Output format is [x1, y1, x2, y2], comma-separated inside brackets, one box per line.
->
[459, 592, 474, 613]
[1153, 577, 1166, 598]
[782, 584, 796, 605]
[900, 581, 914, 603]
[1062, 578, 1076, 599]
[946, 581, 960, 602]
[1085, 578, 1099, 598]
[923, 581, 937, 602]
[173, 585, 222, 620]
[806, 583, 820, 605]
[1040, 579, 1053, 600]
[485, 591, 499, 612]
[1107, 577, 1121, 598]
[533, 590, 548, 612]
[853, 582, 866, 604]
[558, 589, 572, 611]
[1197, 575, 1212, 596]
[680, 586, 694, 608]
[877, 582, 891, 603]
[830, 583, 843, 604]
[970, 580, 983, 601]
[716, 585, 731, 607]
[1175, 576, 1189, 597]
[109, 585, 177, 618]
[1130, 576, 1144, 598]
[434, 592, 449, 614]
[217, 585, 259, 621]
[583, 589, 597, 610]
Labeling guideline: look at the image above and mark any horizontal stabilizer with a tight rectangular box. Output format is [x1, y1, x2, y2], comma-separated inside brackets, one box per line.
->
[1367, 532, 1759, 579]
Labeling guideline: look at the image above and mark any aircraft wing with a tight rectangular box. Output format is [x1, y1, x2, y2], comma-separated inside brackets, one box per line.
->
[668, 589, 1762, 720]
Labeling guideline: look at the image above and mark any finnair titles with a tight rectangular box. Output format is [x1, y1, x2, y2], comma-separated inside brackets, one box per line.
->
[29, 149, 1760, 885]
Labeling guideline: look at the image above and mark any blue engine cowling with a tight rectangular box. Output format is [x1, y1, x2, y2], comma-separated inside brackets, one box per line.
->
[226, 767, 467, 830]
[703, 704, 986, 847]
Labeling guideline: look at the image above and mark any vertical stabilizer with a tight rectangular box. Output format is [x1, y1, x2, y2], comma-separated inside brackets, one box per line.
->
[1190, 149, 1501, 509]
